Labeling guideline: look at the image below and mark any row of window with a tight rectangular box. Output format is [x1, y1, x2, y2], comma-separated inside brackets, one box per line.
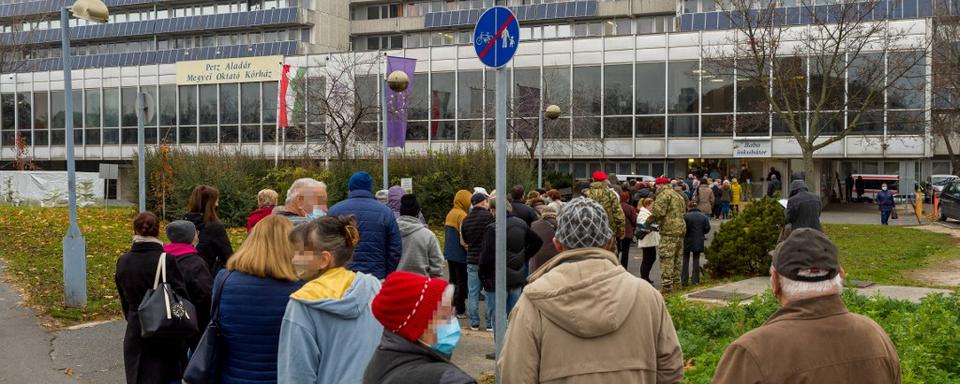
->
[0, 82, 279, 147]
[349, 0, 625, 20]
[680, 0, 926, 14]
[25, 28, 308, 60]
[356, 16, 674, 50]
[0, 0, 294, 33]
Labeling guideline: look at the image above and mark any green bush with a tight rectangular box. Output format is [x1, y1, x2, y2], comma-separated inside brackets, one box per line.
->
[142, 147, 535, 227]
[705, 197, 784, 278]
[671, 290, 960, 383]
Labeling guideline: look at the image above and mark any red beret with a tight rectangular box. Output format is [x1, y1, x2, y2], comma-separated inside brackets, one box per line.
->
[592, 170, 608, 181]
[655, 177, 671, 185]
[372, 272, 449, 343]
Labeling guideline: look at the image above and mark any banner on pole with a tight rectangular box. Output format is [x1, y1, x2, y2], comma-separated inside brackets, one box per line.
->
[386, 56, 417, 148]
[278, 64, 291, 129]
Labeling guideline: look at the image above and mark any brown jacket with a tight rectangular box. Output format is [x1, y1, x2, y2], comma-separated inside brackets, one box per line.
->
[713, 294, 901, 384]
[498, 248, 684, 384]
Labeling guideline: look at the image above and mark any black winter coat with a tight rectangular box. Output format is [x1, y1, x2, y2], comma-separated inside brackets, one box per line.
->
[183, 212, 233, 274]
[461, 207, 494, 265]
[172, 252, 213, 350]
[364, 330, 476, 384]
[511, 201, 539, 227]
[683, 209, 711, 253]
[115, 241, 191, 384]
[786, 182, 823, 231]
[478, 216, 542, 291]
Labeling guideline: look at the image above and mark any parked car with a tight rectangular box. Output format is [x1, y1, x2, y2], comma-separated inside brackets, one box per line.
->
[924, 174, 959, 201]
[937, 179, 960, 222]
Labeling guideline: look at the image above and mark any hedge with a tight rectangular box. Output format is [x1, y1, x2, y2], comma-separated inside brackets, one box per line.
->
[140, 147, 535, 227]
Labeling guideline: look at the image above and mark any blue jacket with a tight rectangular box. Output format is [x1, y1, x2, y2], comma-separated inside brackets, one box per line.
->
[216, 270, 304, 384]
[877, 190, 895, 211]
[278, 268, 383, 384]
[443, 226, 467, 264]
[329, 190, 402, 279]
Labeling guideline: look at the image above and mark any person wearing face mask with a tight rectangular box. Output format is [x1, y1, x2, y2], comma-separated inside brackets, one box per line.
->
[278, 215, 384, 384]
[876, 183, 896, 225]
[162, 220, 213, 352]
[275, 178, 329, 226]
[364, 272, 476, 384]
[213, 215, 303, 383]
[184, 184, 233, 274]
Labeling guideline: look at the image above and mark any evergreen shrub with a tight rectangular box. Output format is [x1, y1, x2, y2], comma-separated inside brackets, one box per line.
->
[705, 197, 784, 278]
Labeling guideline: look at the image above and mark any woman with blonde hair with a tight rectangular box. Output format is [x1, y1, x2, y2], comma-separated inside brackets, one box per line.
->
[246, 188, 279, 233]
[213, 215, 303, 383]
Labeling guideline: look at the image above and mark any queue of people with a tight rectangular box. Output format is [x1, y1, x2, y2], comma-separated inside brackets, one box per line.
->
[113, 168, 899, 384]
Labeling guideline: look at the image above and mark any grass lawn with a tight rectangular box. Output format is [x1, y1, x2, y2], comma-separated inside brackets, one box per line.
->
[824, 223, 960, 287]
[0, 206, 250, 327]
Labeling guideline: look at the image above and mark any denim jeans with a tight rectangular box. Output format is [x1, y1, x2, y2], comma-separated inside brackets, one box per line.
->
[466, 264, 484, 328]
[484, 287, 522, 337]
[880, 209, 891, 225]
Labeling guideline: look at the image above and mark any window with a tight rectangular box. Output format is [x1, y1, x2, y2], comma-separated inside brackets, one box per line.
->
[669, 115, 698, 137]
[85, 90, 100, 144]
[16, 93, 31, 142]
[199, 85, 217, 125]
[431, 72, 455, 120]
[178, 85, 197, 126]
[604, 64, 632, 115]
[1, 93, 14, 145]
[121, 87, 138, 127]
[604, 117, 632, 138]
[636, 116, 665, 137]
[408, 73, 429, 120]
[888, 51, 925, 109]
[513, 68, 540, 118]
[159, 85, 176, 126]
[458, 71, 483, 119]
[33, 92, 48, 130]
[573, 66, 601, 115]
[668, 61, 698, 113]
[263, 82, 278, 124]
[50, 91, 65, 129]
[701, 63, 733, 113]
[636, 62, 665, 114]
[543, 65, 570, 113]
[220, 84, 239, 125]
[241, 83, 261, 125]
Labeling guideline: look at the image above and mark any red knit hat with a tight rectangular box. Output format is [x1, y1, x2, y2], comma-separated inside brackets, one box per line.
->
[372, 272, 449, 343]
[592, 170, 608, 181]
[655, 177, 671, 185]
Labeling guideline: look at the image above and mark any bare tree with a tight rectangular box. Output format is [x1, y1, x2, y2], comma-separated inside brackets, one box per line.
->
[704, 0, 927, 191]
[0, 14, 47, 75]
[295, 53, 382, 162]
[932, 0, 960, 174]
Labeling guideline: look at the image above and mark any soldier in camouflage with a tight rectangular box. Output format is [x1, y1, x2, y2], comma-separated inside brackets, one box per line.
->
[583, 171, 626, 240]
[645, 177, 687, 291]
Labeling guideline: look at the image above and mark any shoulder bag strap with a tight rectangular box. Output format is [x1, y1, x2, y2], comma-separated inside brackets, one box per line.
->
[153, 252, 167, 289]
[210, 271, 233, 323]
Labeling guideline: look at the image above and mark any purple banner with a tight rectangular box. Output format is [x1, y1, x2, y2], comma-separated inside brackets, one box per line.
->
[386, 56, 417, 148]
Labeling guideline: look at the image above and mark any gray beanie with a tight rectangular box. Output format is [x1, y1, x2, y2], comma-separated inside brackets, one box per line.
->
[166, 220, 197, 244]
[554, 197, 613, 250]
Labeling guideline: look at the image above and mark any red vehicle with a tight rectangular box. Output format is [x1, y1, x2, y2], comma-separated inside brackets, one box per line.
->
[852, 174, 899, 197]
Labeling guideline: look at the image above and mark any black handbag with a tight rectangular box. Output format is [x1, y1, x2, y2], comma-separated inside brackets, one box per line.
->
[184, 271, 232, 384]
[138, 253, 199, 339]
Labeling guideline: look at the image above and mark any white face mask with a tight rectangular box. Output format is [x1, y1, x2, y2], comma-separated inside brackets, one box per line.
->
[882, 186, 888, 191]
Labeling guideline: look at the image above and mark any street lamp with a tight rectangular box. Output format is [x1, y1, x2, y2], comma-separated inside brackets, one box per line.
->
[62, 0, 109, 308]
[537, 104, 560, 189]
[383, 69, 409, 190]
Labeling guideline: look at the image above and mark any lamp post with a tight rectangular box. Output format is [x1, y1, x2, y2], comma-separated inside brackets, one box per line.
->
[62, 0, 109, 308]
[383, 69, 409, 190]
[537, 104, 560, 189]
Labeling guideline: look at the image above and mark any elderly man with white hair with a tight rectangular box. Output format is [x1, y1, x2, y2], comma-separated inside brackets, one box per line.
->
[713, 228, 901, 384]
[274, 177, 327, 226]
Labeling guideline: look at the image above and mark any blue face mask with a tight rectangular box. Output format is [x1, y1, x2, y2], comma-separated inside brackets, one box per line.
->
[306, 207, 325, 221]
[430, 317, 461, 356]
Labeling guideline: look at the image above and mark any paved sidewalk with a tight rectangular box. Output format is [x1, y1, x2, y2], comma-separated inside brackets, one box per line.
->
[0, 261, 76, 384]
[685, 276, 954, 305]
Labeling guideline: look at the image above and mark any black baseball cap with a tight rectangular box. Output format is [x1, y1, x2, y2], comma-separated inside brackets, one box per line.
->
[471, 192, 489, 206]
[771, 228, 840, 282]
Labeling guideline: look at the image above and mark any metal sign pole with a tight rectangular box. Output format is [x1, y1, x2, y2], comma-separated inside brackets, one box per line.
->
[494, 65, 508, 363]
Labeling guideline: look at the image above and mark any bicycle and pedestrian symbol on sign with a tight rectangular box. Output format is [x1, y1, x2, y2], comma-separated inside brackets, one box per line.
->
[473, 6, 520, 68]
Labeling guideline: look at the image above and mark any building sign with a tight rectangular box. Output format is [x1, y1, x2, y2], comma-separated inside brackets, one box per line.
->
[733, 139, 772, 158]
[176, 56, 283, 85]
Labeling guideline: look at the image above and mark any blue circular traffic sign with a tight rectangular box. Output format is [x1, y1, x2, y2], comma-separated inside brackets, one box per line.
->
[473, 6, 520, 68]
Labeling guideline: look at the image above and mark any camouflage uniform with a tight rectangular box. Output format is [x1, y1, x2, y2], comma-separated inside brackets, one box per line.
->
[645, 186, 687, 290]
[584, 181, 626, 240]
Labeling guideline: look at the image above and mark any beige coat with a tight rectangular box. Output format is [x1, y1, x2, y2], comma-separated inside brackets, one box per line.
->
[498, 248, 684, 384]
[694, 184, 714, 214]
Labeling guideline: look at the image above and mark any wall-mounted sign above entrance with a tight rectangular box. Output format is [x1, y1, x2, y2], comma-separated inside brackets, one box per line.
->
[176, 56, 283, 85]
[733, 139, 772, 158]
